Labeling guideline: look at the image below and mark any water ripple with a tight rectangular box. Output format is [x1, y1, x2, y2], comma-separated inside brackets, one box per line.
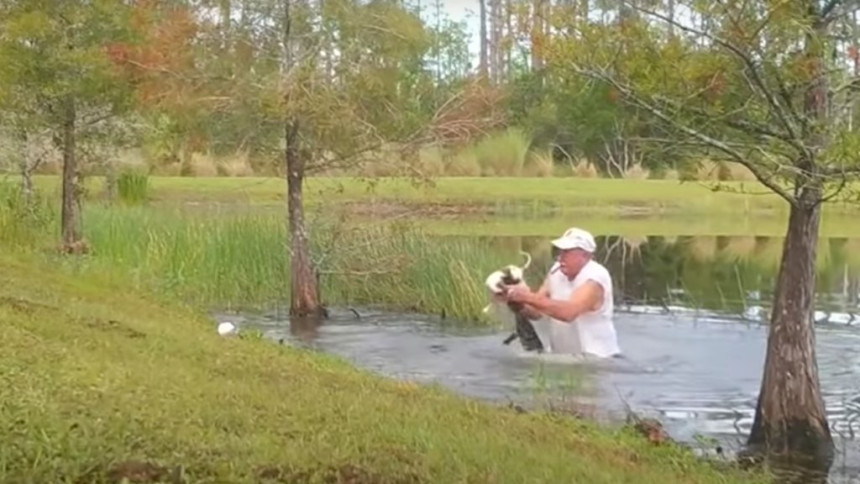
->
[228, 307, 860, 483]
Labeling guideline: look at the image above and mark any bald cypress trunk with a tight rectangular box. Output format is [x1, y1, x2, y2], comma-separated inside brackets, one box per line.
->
[744, 7, 834, 478]
[745, 190, 833, 480]
[285, 119, 322, 319]
[60, 96, 85, 254]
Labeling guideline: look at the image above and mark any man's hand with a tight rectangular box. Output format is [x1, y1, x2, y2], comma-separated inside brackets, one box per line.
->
[489, 281, 527, 304]
[504, 284, 535, 305]
[503, 284, 546, 320]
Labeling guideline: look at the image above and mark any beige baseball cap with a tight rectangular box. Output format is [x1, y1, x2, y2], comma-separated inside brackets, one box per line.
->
[551, 227, 596, 252]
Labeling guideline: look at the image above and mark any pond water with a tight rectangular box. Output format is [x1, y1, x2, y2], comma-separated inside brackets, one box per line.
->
[219, 233, 860, 483]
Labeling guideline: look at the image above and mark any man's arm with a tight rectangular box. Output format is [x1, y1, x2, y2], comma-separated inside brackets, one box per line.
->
[518, 277, 549, 320]
[509, 279, 604, 323]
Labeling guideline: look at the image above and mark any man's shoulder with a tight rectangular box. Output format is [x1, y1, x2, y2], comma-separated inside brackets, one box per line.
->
[584, 259, 612, 282]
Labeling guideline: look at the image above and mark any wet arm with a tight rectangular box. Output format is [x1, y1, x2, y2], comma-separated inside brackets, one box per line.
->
[521, 280, 603, 323]
[520, 278, 550, 320]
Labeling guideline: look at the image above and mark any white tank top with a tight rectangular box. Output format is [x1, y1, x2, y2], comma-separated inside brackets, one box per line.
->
[544, 259, 621, 358]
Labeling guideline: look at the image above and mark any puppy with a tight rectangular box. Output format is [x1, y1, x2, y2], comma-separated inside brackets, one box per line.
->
[483, 251, 544, 353]
[482, 250, 532, 313]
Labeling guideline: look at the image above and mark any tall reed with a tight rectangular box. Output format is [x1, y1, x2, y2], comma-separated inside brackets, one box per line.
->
[320, 227, 513, 320]
[471, 127, 532, 176]
[81, 206, 291, 310]
[116, 171, 149, 204]
[0, 189, 519, 322]
[0, 181, 56, 249]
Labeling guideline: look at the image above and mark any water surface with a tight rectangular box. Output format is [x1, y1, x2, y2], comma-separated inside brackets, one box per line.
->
[220, 234, 860, 483]
[224, 306, 860, 483]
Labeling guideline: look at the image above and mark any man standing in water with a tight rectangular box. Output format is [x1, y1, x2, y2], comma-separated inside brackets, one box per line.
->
[503, 227, 621, 358]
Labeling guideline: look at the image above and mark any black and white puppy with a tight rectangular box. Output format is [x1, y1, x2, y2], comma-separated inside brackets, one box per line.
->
[483, 251, 544, 352]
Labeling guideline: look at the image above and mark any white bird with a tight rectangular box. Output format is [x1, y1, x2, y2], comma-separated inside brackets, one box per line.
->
[217, 321, 237, 336]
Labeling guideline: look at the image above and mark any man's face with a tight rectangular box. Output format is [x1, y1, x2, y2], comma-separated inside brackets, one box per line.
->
[557, 248, 590, 278]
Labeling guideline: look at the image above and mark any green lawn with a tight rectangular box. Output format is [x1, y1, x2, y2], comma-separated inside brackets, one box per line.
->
[28, 174, 860, 215]
[375, 211, 860, 238]
[18, 172, 860, 238]
[0, 252, 768, 484]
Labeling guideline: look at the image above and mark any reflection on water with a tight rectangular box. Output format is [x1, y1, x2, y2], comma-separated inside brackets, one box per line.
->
[483, 234, 860, 322]
[221, 234, 860, 483]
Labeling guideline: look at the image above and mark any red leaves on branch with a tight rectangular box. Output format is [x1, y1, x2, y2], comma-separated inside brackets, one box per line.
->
[105, 0, 200, 109]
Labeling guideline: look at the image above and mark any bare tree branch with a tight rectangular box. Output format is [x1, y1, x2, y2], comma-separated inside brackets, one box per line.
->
[817, 174, 850, 205]
[649, 92, 800, 148]
[715, 1, 812, 134]
[821, 0, 852, 24]
[301, 79, 503, 178]
[625, 1, 806, 154]
[574, 66, 797, 205]
[821, 165, 860, 177]
[822, 0, 844, 18]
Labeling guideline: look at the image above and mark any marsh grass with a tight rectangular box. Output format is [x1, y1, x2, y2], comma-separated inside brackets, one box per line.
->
[524, 148, 555, 177]
[522, 360, 607, 420]
[116, 171, 149, 204]
[80, 206, 291, 311]
[101, 144, 767, 181]
[4, 178, 860, 326]
[471, 127, 531, 176]
[0, 188, 517, 321]
[320, 229, 512, 320]
[0, 181, 56, 249]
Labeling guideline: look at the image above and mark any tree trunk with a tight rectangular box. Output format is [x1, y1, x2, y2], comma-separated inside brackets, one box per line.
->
[531, 0, 545, 82]
[745, 191, 834, 479]
[479, 0, 488, 80]
[666, 0, 674, 39]
[489, 0, 500, 83]
[504, 0, 511, 80]
[60, 97, 85, 254]
[220, 0, 231, 52]
[104, 158, 118, 203]
[285, 120, 322, 319]
[19, 164, 34, 208]
[16, 128, 34, 210]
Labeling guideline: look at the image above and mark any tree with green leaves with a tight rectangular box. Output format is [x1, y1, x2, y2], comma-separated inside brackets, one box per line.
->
[553, 0, 860, 476]
[106, 0, 501, 316]
[0, 0, 139, 253]
[273, 0, 504, 318]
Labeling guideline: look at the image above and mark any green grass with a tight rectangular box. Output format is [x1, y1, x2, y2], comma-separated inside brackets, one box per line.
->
[5, 177, 860, 323]
[377, 211, 860, 238]
[0, 253, 769, 484]
[27, 174, 860, 215]
[319, 227, 511, 318]
[0, 197, 519, 321]
[116, 171, 150, 204]
[470, 126, 531, 176]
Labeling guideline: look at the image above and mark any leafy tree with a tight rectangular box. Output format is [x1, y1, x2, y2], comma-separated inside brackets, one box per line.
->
[556, 0, 860, 474]
[106, 0, 216, 172]
[269, 0, 504, 318]
[0, 0, 138, 252]
[106, 0, 502, 316]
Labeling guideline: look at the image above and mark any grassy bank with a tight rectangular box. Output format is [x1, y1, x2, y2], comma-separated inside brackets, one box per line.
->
[0, 253, 767, 483]
[26, 174, 860, 215]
